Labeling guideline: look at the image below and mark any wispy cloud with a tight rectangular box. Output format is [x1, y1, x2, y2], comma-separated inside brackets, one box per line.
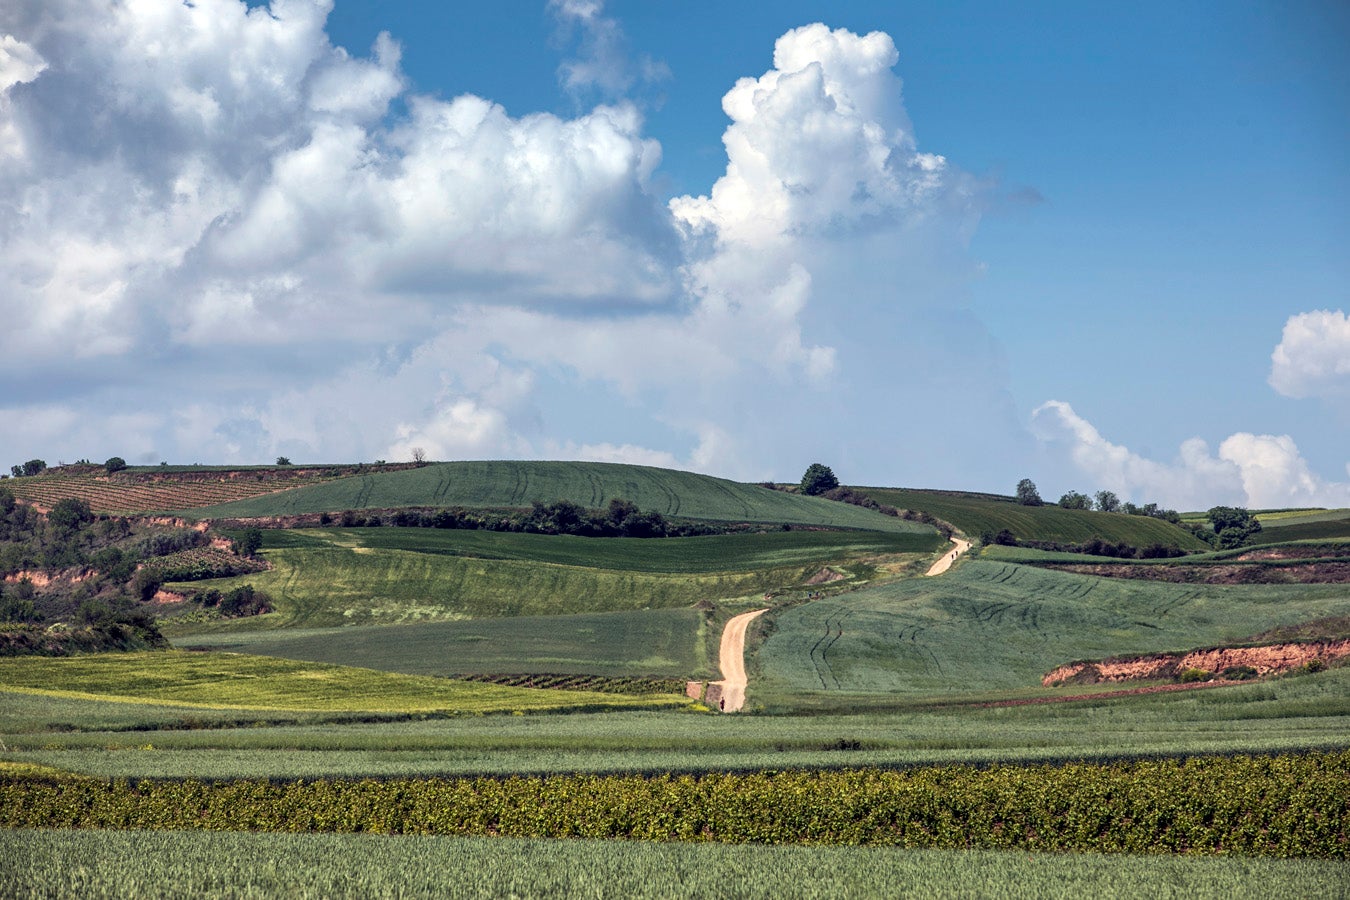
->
[548, 0, 670, 102]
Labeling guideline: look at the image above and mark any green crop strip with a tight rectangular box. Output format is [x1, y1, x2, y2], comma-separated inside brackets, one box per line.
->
[2, 753, 1346, 856]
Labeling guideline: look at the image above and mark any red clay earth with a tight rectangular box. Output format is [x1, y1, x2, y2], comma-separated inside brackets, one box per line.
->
[1043, 639, 1350, 686]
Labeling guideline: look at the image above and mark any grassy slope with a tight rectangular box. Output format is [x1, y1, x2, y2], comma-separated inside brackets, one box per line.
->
[857, 487, 1210, 549]
[0, 652, 681, 714]
[7, 832, 1345, 900]
[754, 560, 1350, 700]
[167, 527, 937, 628]
[258, 525, 942, 572]
[175, 608, 711, 679]
[2, 668, 1347, 778]
[184, 461, 929, 533]
[1259, 513, 1350, 541]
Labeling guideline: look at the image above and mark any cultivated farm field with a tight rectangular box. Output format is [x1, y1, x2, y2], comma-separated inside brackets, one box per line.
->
[183, 460, 930, 533]
[856, 486, 1210, 549]
[3, 459, 1349, 896]
[2, 466, 351, 514]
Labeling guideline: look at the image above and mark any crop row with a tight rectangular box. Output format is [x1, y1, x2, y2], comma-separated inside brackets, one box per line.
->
[455, 673, 688, 695]
[2, 753, 1346, 856]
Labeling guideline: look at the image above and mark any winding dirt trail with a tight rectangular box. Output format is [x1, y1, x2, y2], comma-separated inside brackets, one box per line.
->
[712, 608, 768, 712]
[925, 536, 971, 577]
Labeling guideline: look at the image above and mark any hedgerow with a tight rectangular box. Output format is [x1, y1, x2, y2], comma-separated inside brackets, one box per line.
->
[2, 753, 1345, 856]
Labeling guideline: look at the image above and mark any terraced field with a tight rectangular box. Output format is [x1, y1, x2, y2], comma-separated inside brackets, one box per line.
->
[3, 468, 347, 514]
[753, 560, 1350, 701]
[185, 461, 930, 533]
[856, 487, 1209, 549]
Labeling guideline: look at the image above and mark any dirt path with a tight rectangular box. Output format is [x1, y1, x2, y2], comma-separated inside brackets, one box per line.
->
[712, 608, 768, 712]
[925, 536, 971, 577]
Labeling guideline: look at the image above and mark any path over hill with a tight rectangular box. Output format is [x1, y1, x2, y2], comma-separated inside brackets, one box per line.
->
[713, 609, 768, 712]
[924, 537, 972, 577]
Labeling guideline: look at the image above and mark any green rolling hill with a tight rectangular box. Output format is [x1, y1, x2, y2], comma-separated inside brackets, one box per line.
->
[184, 461, 930, 533]
[164, 527, 940, 629]
[856, 487, 1210, 550]
[754, 559, 1350, 702]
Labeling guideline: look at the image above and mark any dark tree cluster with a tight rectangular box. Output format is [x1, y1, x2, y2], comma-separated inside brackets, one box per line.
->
[0, 486, 271, 652]
[188, 584, 273, 618]
[331, 499, 730, 539]
[9, 459, 46, 478]
[982, 530, 1189, 559]
[1207, 506, 1263, 549]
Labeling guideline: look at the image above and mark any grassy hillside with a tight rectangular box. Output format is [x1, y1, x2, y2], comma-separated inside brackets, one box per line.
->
[260, 526, 941, 573]
[184, 461, 930, 533]
[856, 487, 1210, 549]
[175, 608, 711, 679]
[754, 560, 1350, 700]
[0, 652, 684, 714]
[163, 527, 934, 628]
[1258, 509, 1350, 542]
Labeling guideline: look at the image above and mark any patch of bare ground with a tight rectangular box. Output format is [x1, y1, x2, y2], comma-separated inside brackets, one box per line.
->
[1045, 561, 1350, 584]
[1043, 639, 1350, 686]
[804, 567, 846, 585]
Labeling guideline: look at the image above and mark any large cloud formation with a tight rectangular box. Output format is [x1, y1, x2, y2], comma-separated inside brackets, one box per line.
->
[2, 2, 1015, 483]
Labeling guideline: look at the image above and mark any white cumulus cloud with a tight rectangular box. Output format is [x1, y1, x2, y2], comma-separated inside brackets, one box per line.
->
[1269, 309, 1350, 400]
[1032, 400, 1350, 509]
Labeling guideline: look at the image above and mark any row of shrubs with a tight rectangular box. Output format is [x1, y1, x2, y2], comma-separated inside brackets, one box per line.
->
[982, 530, 1189, 559]
[311, 500, 735, 539]
[2, 753, 1344, 855]
[0, 617, 166, 657]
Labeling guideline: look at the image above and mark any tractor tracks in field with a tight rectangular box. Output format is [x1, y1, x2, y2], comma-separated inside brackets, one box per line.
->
[807, 607, 854, 690]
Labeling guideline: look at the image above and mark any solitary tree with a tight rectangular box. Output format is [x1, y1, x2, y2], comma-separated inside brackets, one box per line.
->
[233, 527, 264, 558]
[275, 456, 292, 466]
[411, 447, 427, 466]
[1207, 506, 1262, 548]
[800, 463, 839, 496]
[1015, 479, 1043, 506]
[104, 456, 127, 473]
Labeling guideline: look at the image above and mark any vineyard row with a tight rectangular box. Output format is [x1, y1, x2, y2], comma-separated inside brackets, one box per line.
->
[2, 753, 1346, 857]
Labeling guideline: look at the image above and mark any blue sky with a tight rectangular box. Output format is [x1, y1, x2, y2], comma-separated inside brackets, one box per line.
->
[1, 0, 1347, 508]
